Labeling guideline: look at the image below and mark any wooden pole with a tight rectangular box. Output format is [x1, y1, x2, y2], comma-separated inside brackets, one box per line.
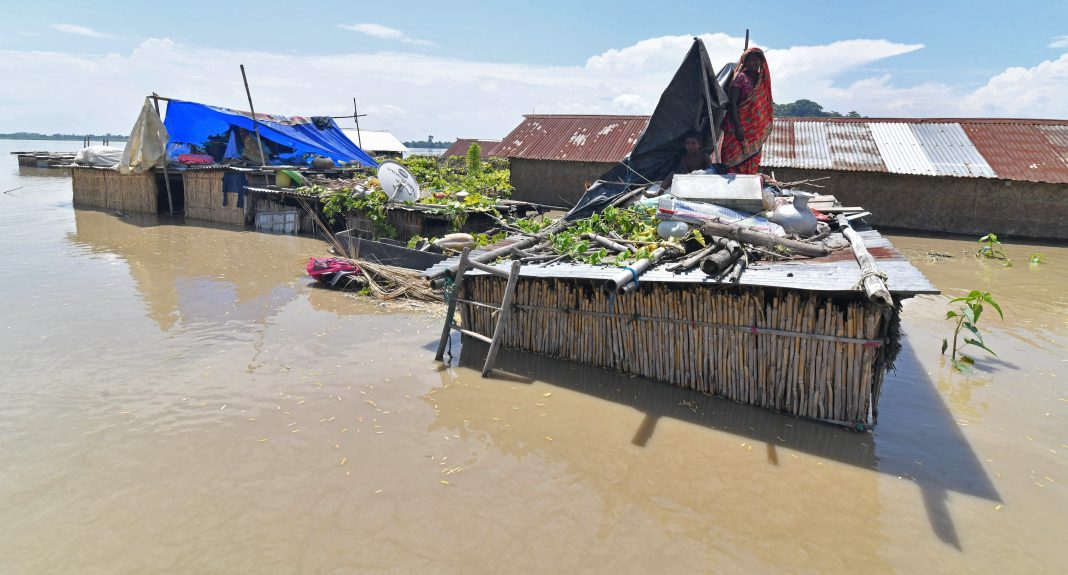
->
[744, 29, 750, 50]
[239, 65, 268, 168]
[150, 94, 175, 215]
[698, 221, 830, 258]
[836, 215, 893, 308]
[435, 248, 470, 361]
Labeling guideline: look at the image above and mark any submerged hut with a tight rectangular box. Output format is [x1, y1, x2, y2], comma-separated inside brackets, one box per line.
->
[71, 96, 379, 231]
[441, 225, 934, 428]
[427, 38, 938, 429]
[494, 116, 649, 206]
[496, 116, 1068, 240]
[159, 99, 378, 227]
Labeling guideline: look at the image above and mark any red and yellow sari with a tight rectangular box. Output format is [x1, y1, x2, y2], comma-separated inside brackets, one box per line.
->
[720, 48, 773, 174]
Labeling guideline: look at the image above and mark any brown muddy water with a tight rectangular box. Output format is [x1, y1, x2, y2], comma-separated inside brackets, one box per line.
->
[1, 141, 1066, 573]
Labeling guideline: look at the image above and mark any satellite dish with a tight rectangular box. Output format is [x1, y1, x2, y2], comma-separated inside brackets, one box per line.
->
[377, 161, 420, 203]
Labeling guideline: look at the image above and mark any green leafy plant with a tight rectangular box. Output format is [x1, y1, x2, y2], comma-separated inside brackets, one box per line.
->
[1029, 253, 1043, 264]
[942, 290, 1003, 373]
[545, 205, 668, 265]
[466, 142, 482, 177]
[976, 233, 1007, 260]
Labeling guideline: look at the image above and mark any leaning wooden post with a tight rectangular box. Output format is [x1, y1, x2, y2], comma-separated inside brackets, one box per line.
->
[150, 94, 175, 215]
[837, 215, 893, 308]
[239, 64, 268, 168]
[435, 248, 471, 361]
[482, 259, 522, 377]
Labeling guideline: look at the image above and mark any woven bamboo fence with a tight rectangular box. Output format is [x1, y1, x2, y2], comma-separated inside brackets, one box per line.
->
[71, 167, 157, 213]
[183, 170, 246, 226]
[460, 276, 896, 426]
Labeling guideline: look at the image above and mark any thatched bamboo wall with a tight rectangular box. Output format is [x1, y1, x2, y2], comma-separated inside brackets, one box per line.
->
[460, 276, 895, 426]
[71, 167, 157, 213]
[183, 170, 246, 226]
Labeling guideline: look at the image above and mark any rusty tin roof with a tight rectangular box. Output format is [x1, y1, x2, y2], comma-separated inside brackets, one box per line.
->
[499, 114, 1068, 183]
[765, 118, 1067, 183]
[442, 139, 502, 158]
[494, 115, 650, 163]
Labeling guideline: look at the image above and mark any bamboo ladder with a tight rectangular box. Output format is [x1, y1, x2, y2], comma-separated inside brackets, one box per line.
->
[434, 247, 522, 376]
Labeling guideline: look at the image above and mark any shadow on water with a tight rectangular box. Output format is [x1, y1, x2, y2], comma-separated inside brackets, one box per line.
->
[451, 332, 1000, 551]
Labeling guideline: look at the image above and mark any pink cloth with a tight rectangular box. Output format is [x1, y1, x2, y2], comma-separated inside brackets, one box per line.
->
[177, 153, 216, 165]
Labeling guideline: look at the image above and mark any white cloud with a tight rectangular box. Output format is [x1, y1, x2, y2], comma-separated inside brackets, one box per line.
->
[960, 53, 1068, 116]
[338, 23, 435, 47]
[50, 23, 114, 39]
[1049, 35, 1068, 49]
[2, 34, 1065, 141]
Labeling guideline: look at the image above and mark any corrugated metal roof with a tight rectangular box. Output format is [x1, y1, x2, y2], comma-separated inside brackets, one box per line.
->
[442, 139, 502, 158]
[868, 122, 937, 176]
[500, 114, 1068, 183]
[495, 115, 649, 163]
[911, 123, 995, 178]
[826, 122, 885, 172]
[766, 118, 1066, 182]
[964, 122, 1068, 183]
[792, 121, 832, 169]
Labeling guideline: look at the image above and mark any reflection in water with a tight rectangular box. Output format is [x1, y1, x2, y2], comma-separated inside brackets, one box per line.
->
[66, 208, 307, 330]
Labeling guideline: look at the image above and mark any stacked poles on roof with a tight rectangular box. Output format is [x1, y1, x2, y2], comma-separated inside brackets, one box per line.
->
[460, 275, 892, 427]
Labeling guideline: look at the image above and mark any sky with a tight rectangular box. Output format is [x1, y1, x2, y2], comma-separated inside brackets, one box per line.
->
[2, 0, 1067, 141]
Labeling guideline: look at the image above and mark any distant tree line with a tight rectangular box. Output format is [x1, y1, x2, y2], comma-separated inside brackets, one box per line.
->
[773, 99, 862, 118]
[403, 135, 453, 149]
[0, 132, 129, 141]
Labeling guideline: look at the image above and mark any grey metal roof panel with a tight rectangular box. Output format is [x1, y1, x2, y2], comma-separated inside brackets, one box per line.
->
[911, 123, 995, 178]
[868, 122, 938, 176]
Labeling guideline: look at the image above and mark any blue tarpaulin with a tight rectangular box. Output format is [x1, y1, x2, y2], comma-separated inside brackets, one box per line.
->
[163, 99, 378, 168]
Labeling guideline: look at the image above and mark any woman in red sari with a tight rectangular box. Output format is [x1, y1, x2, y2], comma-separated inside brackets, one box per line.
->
[720, 47, 773, 174]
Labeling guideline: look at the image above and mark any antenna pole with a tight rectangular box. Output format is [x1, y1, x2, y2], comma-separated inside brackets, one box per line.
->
[353, 97, 363, 148]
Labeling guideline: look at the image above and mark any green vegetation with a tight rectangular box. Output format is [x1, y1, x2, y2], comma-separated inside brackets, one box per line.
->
[976, 233, 1006, 259]
[466, 142, 483, 177]
[1029, 253, 1043, 264]
[773, 99, 861, 118]
[942, 290, 1003, 373]
[545, 205, 686, 266]
[303, 154, 512, 236]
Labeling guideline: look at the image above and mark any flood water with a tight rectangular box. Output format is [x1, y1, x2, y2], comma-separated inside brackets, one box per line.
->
[1, 140, 1066, 573]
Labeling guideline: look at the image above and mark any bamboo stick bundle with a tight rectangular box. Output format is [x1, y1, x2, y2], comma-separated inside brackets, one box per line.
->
[797, 298, 810, 416]
[849, 305, 860, 421]
[807, 297, 819, 417]
[819, 299, 831, 417]
[800, 295, 810, 416]
[835, 308, 846, 421]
